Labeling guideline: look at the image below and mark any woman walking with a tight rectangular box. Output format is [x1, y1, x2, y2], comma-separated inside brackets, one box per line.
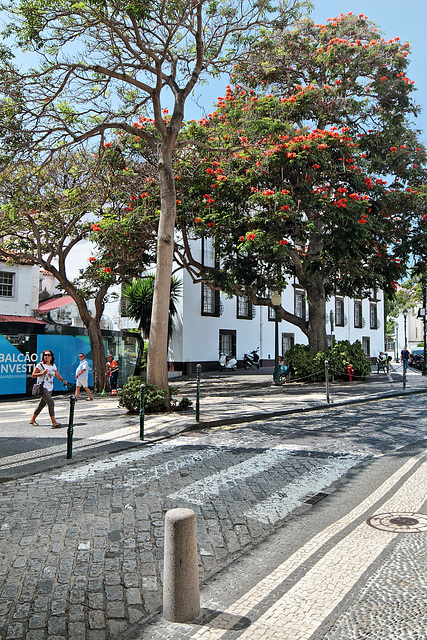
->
[29, 350, 67, 427]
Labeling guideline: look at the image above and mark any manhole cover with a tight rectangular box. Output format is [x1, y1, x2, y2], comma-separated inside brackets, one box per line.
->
[366, 512, 427, 533]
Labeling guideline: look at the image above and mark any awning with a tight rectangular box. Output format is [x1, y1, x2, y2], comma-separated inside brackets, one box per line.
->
[38, 296, 75, 313]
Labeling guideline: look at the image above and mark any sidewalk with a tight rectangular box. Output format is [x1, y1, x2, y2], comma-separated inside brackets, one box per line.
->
[144, 366, 427, 439]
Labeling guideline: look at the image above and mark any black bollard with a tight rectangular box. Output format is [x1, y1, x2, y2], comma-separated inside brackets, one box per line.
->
[67, 395, 76, 459]
[139, 383, 145, 440]
[325, 360, 331, 404]
[196, 364, 201, 422]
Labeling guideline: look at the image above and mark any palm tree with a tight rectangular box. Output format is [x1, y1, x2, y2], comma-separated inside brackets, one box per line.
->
[122, 275, 182, 373]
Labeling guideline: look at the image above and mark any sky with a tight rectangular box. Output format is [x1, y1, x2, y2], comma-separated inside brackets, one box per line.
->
[197, 1, 427, 145]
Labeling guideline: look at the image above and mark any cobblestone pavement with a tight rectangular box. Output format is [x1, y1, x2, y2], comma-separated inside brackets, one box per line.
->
[1, 370, 427, 639]
[1, 368, 425, 481]
[141, 444, 427, 640]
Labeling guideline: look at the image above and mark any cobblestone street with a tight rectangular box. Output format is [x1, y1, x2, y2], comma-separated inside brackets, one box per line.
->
[0, 372, 426, 639]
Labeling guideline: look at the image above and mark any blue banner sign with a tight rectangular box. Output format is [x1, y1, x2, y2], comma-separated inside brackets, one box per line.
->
[0, 334, 94, 396]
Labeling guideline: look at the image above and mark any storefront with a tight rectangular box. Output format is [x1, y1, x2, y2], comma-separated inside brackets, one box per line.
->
[0, 319, 140, 397]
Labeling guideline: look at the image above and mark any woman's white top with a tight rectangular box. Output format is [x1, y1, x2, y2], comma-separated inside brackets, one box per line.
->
[36, 362, 57, 392]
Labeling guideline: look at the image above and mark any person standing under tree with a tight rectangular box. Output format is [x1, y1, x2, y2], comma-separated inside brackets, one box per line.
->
[106, 354, 119, 395]
[75, 353, 93, 401]
[29, 350, 67, 427]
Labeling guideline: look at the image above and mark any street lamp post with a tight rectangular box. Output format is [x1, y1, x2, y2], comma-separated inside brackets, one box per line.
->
[271, 292, 281, 385]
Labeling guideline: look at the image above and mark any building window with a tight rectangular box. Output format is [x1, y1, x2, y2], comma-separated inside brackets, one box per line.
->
[362, 337, 370, 357]
[335, 298, 345, 327]
[0, 271, 15, 297]
[354, 301, 363, 328]
[370, 303, 378, 330]
[237, 296, 254, 320]
[201, 284, 220, 316]
[295, 291, 306, 319]
[282, 334, 294, 355]
[219, 329, 236, 358]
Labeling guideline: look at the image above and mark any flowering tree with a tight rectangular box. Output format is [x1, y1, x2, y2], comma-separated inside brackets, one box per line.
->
[0, 0, 307, 393]
[0, 151, 156, 390]
[170, 13, 427, 351]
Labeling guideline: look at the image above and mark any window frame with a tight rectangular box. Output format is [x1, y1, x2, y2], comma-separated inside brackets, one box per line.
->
[335, 298, 345, 327]
[236, 295, 254, 320]
[201, 284, 221, 317]
[0, 271, 15, 298]
[370, 303, 378, 330]
[354, 301, 363, 329]
[294, 290, 306, 320]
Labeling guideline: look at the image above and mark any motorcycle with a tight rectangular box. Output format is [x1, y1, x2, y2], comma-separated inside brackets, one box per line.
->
[219, 353, 237, 371]
[243, 347, 260, 369]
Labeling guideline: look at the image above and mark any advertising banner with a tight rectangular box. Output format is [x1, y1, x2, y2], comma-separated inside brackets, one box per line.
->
[0, 334, 94, 396]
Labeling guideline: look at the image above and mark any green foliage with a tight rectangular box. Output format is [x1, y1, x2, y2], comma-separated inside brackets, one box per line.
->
[118, 376, 192, 413]
[284, 341, 371, 382]
[122, 275, 182, 339]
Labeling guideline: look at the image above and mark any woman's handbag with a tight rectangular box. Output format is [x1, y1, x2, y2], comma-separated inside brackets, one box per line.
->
[32, 382, 43, 397]
[32, 369, 45, 397]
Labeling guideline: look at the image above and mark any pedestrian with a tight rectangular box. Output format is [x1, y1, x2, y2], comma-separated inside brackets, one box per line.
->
[29, 350, 67, 427]
[106, 354, 119, 395]
[75, 353, 93, 401]
[401, 346, 410, 373]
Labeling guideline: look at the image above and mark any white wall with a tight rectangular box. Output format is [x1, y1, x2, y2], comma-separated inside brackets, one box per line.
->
[0, 262, 39, 316]
[168, 255, 385, 367]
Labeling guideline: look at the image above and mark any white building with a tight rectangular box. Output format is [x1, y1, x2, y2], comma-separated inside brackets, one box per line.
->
[167, 240, 385, 374]
[0, 262, 40, 318]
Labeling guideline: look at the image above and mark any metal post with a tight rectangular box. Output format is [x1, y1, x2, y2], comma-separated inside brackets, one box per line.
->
[403, 368, 407, 390]
[139, 383, 145, 440]
[273, 306, 280, 385]
[196, 364, 201, 422]
[67, 395, 76, 459]
[325, 360, 331, 404]
[423, 285, 427, 376]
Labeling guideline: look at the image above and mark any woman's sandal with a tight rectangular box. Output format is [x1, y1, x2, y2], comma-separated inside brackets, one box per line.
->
[29, 420, 39, 426]
[51, 422, 62, 428]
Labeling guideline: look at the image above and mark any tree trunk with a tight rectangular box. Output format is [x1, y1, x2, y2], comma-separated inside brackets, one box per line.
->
[147, 139, 176, 399]
[306, 283, 327, 353]
[87, 316, 107, 392]
[70, 290, 107, 393]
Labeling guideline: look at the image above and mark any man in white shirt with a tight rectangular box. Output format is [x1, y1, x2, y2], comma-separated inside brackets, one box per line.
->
[75, 353, 93, 401]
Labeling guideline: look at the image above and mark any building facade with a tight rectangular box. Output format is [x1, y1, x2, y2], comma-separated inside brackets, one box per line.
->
[167, 240, 385, 374]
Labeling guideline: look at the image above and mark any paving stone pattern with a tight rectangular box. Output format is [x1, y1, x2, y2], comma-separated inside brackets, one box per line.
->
[0, 437, 365, 640]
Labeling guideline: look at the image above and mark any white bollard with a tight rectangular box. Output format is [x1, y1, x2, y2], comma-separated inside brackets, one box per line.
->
[163, 508, 200, 622]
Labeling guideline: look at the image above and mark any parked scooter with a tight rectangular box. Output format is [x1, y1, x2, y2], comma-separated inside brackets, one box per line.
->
[243, 347, 260, 369]
[219, 353, 237, 371]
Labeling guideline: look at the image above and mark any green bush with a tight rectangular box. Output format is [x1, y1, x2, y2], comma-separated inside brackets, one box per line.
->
[118, 376, 193, 413]
[284, 340, 371, 382]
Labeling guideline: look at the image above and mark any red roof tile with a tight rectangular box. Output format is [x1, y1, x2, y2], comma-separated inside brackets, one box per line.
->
[0, 315, 46, 325]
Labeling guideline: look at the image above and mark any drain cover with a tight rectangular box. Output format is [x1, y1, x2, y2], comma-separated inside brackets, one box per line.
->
[366, 512, 427, 533]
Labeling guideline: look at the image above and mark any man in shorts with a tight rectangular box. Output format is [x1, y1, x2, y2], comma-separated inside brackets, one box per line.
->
[75, 353, 93, 400]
